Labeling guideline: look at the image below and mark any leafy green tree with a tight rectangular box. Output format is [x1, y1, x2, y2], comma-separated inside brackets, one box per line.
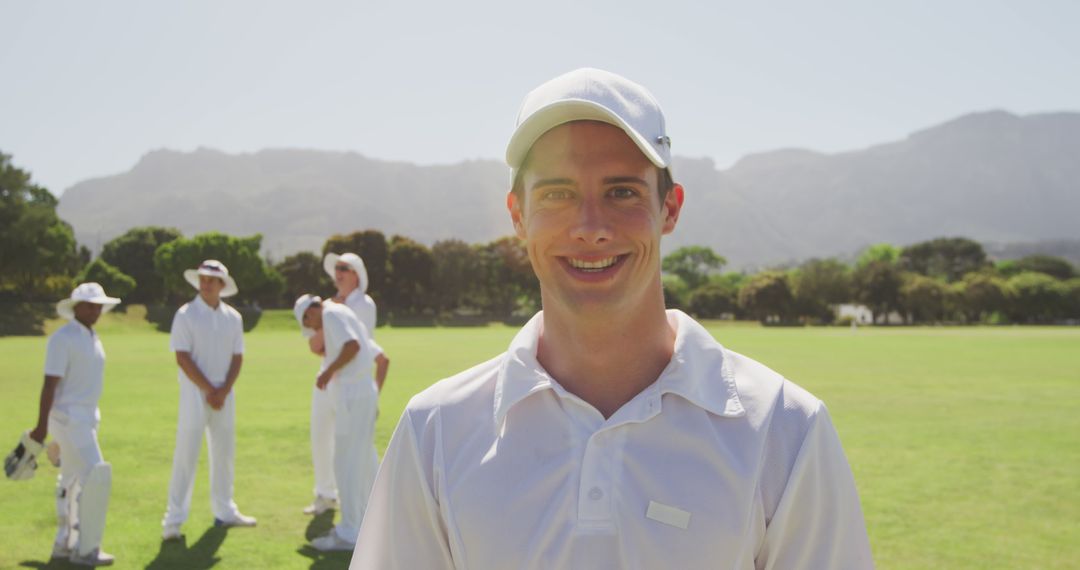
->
[386, 236, 435, 316]
[75, 259, 136, 301]
[475, 236, 539, 317]
[956, 272, 1009, 323]
[662, 246, 726, 290]
[899, 273, 949, 323]
[1009, 255, 1076, 280]
[662, 274, 690, 310]
[153, 232, 283, 306]
[738, 271, 795, 324]
[790, 258, 851, 322]
[856, 243, 900, 268]
[1063, 279, 1080, 320]
[99, 226, 182, 304]
[431, 239, 483, 313]
[898, 237, 989, 282]
[0, 152, 80, 300]
[852, 260, 903, 324]
[688, 283, 738, 319]
[323, 230, 389, 302]
[275, 252, 326, 305]
[1006, 272, 1067, 323]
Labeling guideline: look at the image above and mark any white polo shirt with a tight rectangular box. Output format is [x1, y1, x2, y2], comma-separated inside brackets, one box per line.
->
[322, 302, 380, 386]
[44, 320, 106, 423]
[342, 289, 378, 336]
[352, 310, 873, 569]
[170, 295, 244, 387]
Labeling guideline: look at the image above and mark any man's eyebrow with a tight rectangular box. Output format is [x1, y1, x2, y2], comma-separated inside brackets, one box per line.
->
[530, 178, 574, 189]
[603, 176, 649, 186]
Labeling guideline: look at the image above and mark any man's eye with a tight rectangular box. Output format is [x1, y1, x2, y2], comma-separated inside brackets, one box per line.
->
[610, 186, 639, 199]
[542, 189, 571, 200]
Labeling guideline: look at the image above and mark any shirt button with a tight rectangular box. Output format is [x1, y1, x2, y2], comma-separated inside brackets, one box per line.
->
[588, 487, 603, 500]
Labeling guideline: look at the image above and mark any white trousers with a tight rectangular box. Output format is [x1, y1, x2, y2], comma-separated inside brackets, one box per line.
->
[329, 380, 379, 543]
[163, 381, 239, 526]
[311, 383, 337, 500]
[48, 409, 108, 555]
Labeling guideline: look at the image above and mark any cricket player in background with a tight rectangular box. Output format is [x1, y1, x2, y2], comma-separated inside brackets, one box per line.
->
[302, 252, 389, 516]
[18, 282, 121, 566]
[294, 293, 383, 551]
[162, 260, 256, 540]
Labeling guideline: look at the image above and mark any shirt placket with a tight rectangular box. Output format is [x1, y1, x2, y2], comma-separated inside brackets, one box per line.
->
[577, 425, 625, 530]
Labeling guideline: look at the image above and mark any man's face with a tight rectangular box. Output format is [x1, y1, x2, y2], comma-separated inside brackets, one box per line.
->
[303, 304, 324, 331]
[508, 121, 683, 316]
[199, 275, 226, 298]
[334, 262, 359, 291]
[73, 302, 103, 327]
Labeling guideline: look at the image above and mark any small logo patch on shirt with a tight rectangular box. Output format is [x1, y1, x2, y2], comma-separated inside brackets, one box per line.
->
[646, 500, 691, 530]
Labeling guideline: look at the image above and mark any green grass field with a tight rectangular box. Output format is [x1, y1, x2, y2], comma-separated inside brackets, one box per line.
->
[2, 309, 1078, 569]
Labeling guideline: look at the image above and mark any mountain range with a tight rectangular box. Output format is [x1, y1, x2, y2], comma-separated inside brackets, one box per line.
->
[57, 110, 1080, 268]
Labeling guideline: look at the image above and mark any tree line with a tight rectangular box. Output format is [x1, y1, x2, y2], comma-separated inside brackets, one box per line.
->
[663, 239, 1080, 325]
[3, 152, 1078, 334]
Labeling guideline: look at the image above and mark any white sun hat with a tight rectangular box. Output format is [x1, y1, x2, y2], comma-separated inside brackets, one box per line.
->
[505, 67, 672, 180]
[293, 294, 322, 338]
[183, 259, 239, 297]
[323, 252, 369, 293]
[56, 282, 122, 320]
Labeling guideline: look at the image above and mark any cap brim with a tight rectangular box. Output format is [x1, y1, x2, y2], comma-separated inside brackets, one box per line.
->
[506, 99, 668, 172]
[184, 269, 239, 297]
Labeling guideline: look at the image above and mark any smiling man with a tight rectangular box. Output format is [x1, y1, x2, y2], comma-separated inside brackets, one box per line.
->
[352, 68, 873, 569]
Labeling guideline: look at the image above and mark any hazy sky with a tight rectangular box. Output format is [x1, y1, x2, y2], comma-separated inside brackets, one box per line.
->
[2, 0, 1077, 194]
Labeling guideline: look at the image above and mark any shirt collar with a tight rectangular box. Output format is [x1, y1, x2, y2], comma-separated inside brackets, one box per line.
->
[493, 310, 745, 430]
[193, 294, 221, 313]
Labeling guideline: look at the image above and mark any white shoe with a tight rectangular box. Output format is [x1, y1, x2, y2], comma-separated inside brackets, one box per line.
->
[303, 496, 337, 515]
[311, 531, 355, 552]
[162, 524, 182, 541]
[70, 548, 115, 566]
[51, 541, 71, 559]
[214, 512, 257, 528]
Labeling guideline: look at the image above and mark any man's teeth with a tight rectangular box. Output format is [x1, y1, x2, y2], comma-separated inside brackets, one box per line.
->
[568, 257, 618, 272]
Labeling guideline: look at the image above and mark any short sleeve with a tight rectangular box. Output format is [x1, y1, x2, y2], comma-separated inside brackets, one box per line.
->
[233, 312, 244, 354]
[325, 311, 360, 351]
[169, 309, 193, 352]
[43, 332, 69, 378]
[350, 410, 455, 569]
[756, 405, 874, 569]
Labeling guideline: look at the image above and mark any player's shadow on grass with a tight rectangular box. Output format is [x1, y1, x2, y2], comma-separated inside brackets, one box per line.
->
[144, 526, 228, 569]
[297, 510, 351, 569]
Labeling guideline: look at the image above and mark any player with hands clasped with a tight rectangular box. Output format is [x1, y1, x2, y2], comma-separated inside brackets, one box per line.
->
[162, 260, 256, 541]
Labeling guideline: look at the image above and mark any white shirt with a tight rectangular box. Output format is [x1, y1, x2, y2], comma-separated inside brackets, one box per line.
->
[44, 320, 106, 423]
[352, 310, 873, 569]
[337, 289, 382, 356]
[170, 295, 244, 387]
[342, 289, 378, 335]
[322, 302, 379, 386]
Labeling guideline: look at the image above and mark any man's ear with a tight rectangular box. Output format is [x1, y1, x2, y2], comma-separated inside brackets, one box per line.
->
[661, 183, 685, 235]
[507, 191, 527, 240]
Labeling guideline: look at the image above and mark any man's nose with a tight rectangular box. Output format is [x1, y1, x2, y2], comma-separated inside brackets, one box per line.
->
[569, 195, 613, 245]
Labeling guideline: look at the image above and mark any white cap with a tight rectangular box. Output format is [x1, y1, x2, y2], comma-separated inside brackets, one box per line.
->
[506, 68, 671, 179]
[293, 294, 322, 338]
[323, 252, 369, 293]
[56, 282, 122, 320]
[183, 259, 239, 297]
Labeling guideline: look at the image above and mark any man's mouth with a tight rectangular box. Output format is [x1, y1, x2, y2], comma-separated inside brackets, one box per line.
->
[566, 255, 622, 273]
